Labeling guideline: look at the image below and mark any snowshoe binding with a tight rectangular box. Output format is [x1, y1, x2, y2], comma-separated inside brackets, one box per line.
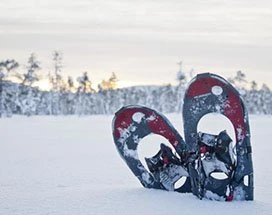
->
[189, 130, 236, 201]
[145, 143, 189, 192]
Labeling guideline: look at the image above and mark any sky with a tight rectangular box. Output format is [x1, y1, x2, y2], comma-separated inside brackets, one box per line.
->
[1, 0, 272, 89]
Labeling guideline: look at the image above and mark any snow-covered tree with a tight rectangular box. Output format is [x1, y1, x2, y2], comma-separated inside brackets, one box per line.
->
[77, 72, 95, 93]
[0, 59, 19, 81]
[0, 81, 271, 116]
[16, 53, 42, 116]
[176, 60, 187, 86]
[228, 71, 248, 90]
[0, 59, 19, 117]
[98, 72, 118, 91]
[20, 53, 41, 86]
[50, 51, 64, 91]
[0, 60, 271, 117]
[48, 51, 65, 115]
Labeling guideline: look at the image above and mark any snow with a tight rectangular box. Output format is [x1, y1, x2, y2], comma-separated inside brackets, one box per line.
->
[0, 114, 272, 215]
[123, 143, 138, 159]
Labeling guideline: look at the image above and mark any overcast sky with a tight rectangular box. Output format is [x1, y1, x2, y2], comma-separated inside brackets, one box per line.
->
[1, 0, 272, 88]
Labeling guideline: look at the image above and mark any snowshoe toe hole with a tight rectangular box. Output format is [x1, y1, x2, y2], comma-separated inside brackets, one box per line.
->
[243, 175, 249, 186]
[174, 177, 187, 189]
[210, 172, 228, 180]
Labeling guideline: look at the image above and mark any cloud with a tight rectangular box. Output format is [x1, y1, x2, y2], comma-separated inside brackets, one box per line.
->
[0, 0, 272, 86]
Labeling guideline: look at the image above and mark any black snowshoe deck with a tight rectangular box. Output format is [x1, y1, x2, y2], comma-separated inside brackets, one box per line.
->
[183, 73, 253, 200]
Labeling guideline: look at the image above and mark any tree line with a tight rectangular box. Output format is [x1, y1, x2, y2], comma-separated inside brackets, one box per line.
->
[0, 54, 271, 117]
[0, 52, 118, 93]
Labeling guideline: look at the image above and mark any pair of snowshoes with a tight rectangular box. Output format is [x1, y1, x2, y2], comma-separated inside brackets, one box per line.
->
[112, 73, 253, 201]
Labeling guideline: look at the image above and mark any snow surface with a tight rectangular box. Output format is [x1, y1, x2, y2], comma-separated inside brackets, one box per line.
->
[0, 114, 272, 215]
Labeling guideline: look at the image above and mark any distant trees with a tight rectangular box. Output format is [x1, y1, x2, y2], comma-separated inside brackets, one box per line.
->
[67, 76, 74, 92]
[19, 53, 42, 116]
[176, 61, 186, 86]
[49, 51, 64, 91]
[0, 81, 270, 117]
[0, 55, 271, 117]
[98, 72, 118, 91]
[228, 70, 249, 91]
[0, 59, 19, 81]
[234, 71, 247, 84]
[23, 53, 41, 86]
[0, 59, 19, 117]
[0, 52, 121, 93]
[77, 72, 95, 93]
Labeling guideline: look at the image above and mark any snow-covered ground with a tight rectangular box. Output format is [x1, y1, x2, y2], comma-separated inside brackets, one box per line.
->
[0, 114, 271, 215]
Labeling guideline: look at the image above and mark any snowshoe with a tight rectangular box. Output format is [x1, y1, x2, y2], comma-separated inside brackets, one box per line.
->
[112, 105, 191, 193]
[183, 73, 254, 201]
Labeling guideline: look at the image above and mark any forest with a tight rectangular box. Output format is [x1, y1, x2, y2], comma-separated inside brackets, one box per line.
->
[0, 52, 271, 117]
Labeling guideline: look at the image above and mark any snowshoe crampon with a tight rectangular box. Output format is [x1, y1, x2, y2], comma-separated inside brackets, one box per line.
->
[112, 105, 191, 193]
[183, 73, 254, 201]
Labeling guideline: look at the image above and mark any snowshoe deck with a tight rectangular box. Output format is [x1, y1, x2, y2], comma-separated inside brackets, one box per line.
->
[112, 105, 191, 192]
[183, 73, 254, 200]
